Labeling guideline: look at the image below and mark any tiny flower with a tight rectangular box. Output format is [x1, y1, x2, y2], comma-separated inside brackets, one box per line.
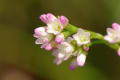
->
[55, 33, 64, 44]
[117, 48, 120, 56]
[83, 46, 89, 51]
[59, 16, 69, 26]
[53, 38, 74, 65]
[34, 27, 47, 38]
[40, 13, 57, 24]
[40, 13, 69, 35]
[112, 23, 120, 30]
[73, 28, 90, 46]
[34, 27, 53, 45]
[77, 54, 86, 67]
[45, 43, 53, 51]
[69, 60, 78, 70]
[104, 23, 120, 43]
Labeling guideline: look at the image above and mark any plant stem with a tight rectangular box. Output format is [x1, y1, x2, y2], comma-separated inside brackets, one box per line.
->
[65, 24, 120, 51]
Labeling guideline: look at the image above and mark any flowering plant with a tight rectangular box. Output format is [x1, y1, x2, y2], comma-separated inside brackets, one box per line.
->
[34, 13, 120, 70]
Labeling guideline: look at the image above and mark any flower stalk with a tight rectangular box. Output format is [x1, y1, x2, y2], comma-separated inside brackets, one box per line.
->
[34, 13, 120, 70]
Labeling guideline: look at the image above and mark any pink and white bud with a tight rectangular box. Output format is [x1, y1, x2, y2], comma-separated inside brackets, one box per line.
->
[104, 26, 120, 43]
[59, 16, 68, 26]
[40, 14, 48, 24]
[77, 54, 86, 67]
[40, 13, 57, 24]
[55, 34, 64, 44]
[117, 48, 120, 56]
[84, 46, 89, 51]
[45, 43, 53, 51]
[69, 60, 78, 70]
[112, 23, 120, 30]
[46, 13, 57, 23]
[34, 27, 46, 36]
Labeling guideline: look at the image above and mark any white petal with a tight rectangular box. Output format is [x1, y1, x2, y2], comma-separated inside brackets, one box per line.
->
[107, 28, 115, 36]
[77, 54, 86, 67]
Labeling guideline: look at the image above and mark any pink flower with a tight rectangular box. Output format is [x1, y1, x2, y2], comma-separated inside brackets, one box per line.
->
[55, 33, 64, 44]
[52, 37, 74, 65]
[69, 60, 78, 70]
[77, 54, 86, 67]
[34, 27, 53, 44]
[40, 13, 57, 24]
[112, 23, 120, 30]
[73, 28, 90, 46]
[117, 48, 120, 56]
[40, 13, 69, 35]
[59, 16, 69, 26]
[104, 23, 120, 43]
[45, 43, 53, 51]
[83, 46, 89, 51]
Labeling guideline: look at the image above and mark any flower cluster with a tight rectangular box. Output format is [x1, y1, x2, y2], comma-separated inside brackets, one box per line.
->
[34, 13, 91, 70]
[104, 23, 120, 56]
[34, 13, 120, 70]
[34, 13, 68, 50]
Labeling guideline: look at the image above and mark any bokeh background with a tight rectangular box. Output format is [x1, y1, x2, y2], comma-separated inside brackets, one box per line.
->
[0, 0, 120, 80]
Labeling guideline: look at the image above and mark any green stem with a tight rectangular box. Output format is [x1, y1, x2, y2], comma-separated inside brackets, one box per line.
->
[64, 24, 120, 51]
[89, 40, 119, 50]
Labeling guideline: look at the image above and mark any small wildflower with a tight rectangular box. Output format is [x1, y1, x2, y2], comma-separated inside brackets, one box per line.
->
[59, 16, 69, 26]
[44, 43, 53, 51]
[83, 46, 89, 51]
[73, 28, 90, 46]
[55, 33, 64, 44]
[53, 38, 74, 65]
[69, 60, 78, 70]
[104, 23, 120, 43]
[34, 27, 53, 44]
[40, 13, 69, 35]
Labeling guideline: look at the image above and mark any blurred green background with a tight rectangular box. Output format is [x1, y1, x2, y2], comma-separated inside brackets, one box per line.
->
[0, 0, 120, 80]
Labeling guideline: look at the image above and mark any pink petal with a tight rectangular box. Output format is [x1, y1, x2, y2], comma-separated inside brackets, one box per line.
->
[46, 13, 56, 23]
[59, 16, 68, 26]
[40, 14, 48, 24]
[84, 46, 89, 51]
[112, 23, 120, 30]
[55, 34, 64, 44]
[45, 43, 53, 51]
[69, 60, 78, 70]
[117, 48, 120, 56]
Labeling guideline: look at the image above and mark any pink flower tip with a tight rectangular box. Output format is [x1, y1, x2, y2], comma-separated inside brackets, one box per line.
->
[55, 34, 64, 44]
[45, 43, 53, 51]
[117, 48, 120, 56]
[34, 27, 45, 35]
[34, 28, 40, 35]
[84, 46, 89, 51]
[59, 16, 68, 26]
[69, 64, 76, 70]
[40, 13, 56, 24]
[112, 23, 120, 30]
[40, 14, 48, 24]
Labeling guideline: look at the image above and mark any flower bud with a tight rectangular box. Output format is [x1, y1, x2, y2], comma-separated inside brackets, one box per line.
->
[55, 34, 64, 44]
[117, 48, 120, 56]
[59, 16, 68, 26]
[45, 43, 53, 51]
[112, 23, 120, 30]
[77, 54, 86, 67]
